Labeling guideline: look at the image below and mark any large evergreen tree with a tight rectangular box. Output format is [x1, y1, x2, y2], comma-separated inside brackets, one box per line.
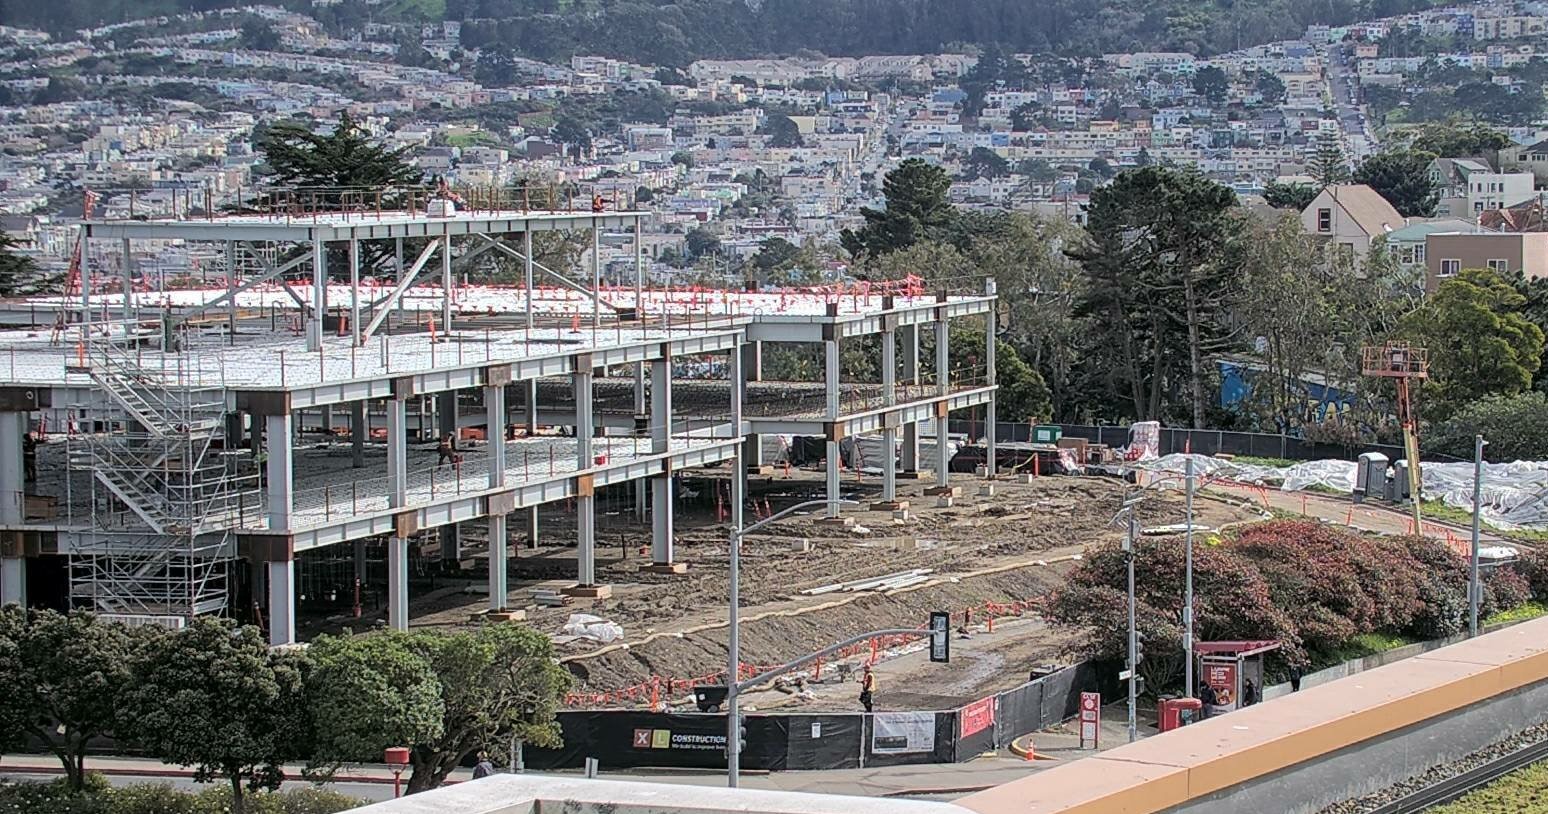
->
[0, 233, 43, 297]
[841, 159, 956, 259]
[259, 111, 422, 193]
[1353, 150, 1438, 217]
[1403, 268, 1545, 420]
[1306, 131, 1351, 188]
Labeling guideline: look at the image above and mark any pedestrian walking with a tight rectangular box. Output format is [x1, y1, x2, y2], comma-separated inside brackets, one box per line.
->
[1243, 678, 1259, 707]
[472, 751, 496, 779]
[437, 433, 460, 470]
[859, 665, 877, 713]
[1289, 665, 1303, 693]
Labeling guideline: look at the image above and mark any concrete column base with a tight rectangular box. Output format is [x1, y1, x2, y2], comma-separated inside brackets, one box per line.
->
[871, 500, 910, 511]
[563, 584, 614, 599]
[897, 470, 933, 480]
[924, 485, 961, 497]
[746, 465, 775, 476]
[978, 484, 998, 497]
[817, 516, 855, 527]
[642, 562, 689, 574]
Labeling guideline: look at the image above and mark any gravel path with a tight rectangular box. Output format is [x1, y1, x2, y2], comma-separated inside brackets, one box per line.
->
[1318, 721, 1548, 813]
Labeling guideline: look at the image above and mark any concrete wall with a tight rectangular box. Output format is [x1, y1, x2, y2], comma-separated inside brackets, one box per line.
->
[346, 775, 966, 814]
[1170, 679, 1548, 814]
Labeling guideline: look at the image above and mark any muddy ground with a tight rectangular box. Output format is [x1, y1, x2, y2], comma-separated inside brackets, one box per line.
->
[304, 469, 1258, 709]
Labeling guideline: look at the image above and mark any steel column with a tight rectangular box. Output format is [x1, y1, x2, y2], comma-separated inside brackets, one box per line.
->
[388, 534, 409, 631]
[267, 560, 296, 646]
[265, 412, 293, 529]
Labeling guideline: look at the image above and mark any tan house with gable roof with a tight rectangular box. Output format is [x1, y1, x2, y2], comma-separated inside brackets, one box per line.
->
[1299, 184, 1404, 266]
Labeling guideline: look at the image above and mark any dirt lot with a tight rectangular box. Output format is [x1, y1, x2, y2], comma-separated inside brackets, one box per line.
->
[316, 469, 1259, 710]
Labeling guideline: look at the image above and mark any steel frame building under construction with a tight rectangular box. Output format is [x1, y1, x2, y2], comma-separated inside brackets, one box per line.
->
[0, 197, 997, 645]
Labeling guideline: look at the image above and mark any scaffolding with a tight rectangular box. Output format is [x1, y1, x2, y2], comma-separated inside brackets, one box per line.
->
[66, 321, 259, 624]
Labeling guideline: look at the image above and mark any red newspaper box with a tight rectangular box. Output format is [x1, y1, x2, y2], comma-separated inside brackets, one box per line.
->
[1157, 697, 1203, 733]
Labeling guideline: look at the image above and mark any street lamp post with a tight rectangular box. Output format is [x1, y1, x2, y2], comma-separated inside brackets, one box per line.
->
[1470, 434, 1487, 637]
[727, 498, 859, 788]
[1124, 501, 1138, 743]
[1184, 455, 1196, 698]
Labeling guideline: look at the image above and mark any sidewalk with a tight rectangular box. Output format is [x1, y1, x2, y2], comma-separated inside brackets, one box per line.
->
[1, 710, 1149, 800]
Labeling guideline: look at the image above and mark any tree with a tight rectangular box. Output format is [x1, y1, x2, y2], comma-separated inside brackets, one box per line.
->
[1192, 65, 1229, 106]
[1017, 158, 1058, 182]
[0, 609, 148, 791]
[964, 146, 1010, 179]
[670, 150, 695, 169]
[1410, 121, 1511, 158]
[685, 226, 720, 260]
[1076, 166, 1241, 426]
[840, 159, 956, 259]
[1261, 180, 1317, 211]
[1354, 150, 1438, 217]
[260, 111, 422, 191]
[240, 19, 280, 51]
[0, 233, 42, 297]
[1306, 130, 1350, 188]
[306, 632, 445, 775]
[1429, 392, 1548, 462]
[763, 115, 804, 148]
[1236, 214, 1399, 435]
[354, 626, 567, 792]
[1403, 268, 1545, 419]
[1254, 71, 1286, 106]
[118, 619, 309, 814]
[634, 186, 654, 204]
[749, 237, 802, 281]
[1087, 157, 1114, 180]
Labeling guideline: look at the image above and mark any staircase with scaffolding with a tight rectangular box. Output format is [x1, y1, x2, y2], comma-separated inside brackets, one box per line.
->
[66, 328, 258, 626]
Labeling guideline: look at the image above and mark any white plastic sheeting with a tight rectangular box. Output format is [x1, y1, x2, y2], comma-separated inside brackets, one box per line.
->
[560, 614, 625, 644]
[1136, 454, 1548, 530]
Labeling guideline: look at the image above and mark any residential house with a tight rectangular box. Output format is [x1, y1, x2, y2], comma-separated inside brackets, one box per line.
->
[1428, 157, 1535, 218]
[1380, 218, 1484, 290]
[1424, 231, 1548, 291]
[1300, 184, 1405, 262]
[1500, 138, 1548, 184]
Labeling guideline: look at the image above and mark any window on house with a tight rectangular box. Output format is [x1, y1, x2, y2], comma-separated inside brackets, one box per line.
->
[1415, 244, 1426, 263]
[1487, 258, 1510, 272]
[1401, 246, 1415, 264]
[1475, 201, 1486, 213]
[1440, 259, 1461, 277]
[1535, 153, 1547, 161]
[1317, 208, 1332, 232]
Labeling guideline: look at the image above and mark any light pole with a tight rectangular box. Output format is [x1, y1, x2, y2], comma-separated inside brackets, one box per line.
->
[1184, 455, 1196, 698]
[1125, 501, 1138, 743]
[1470, 434, 1487, 637]
[727, 497, 859, 788]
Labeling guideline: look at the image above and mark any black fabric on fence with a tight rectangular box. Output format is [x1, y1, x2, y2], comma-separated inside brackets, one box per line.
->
[785, 715, 863, 770]
[525, 711, 789, 771]
[952, 421, 1462, 464]
[993, 681, 1045, 749]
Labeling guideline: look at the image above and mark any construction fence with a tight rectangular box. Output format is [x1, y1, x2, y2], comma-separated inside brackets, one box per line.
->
[524, 662, 1108, 771]
[952, 421, 1455, 463]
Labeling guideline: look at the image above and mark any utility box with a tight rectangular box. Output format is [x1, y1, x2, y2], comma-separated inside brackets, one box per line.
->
[1157, 697, 1203, 732]
[1355, 452, 1388, 503]
[1032, 425, 1063, 445]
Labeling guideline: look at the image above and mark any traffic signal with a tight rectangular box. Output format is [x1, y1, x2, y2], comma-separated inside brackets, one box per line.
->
[737, 719, 747, 755]
[1133, 631, 1146, 666]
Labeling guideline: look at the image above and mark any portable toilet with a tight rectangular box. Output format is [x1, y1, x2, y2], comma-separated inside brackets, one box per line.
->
[1355, 452, 1388, 503]
[1390, 459, 1411, 502]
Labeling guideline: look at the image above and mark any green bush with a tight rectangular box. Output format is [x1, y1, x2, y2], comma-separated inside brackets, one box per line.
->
[0, 781, 361, 814]
[1430, 392, 1548, 462]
